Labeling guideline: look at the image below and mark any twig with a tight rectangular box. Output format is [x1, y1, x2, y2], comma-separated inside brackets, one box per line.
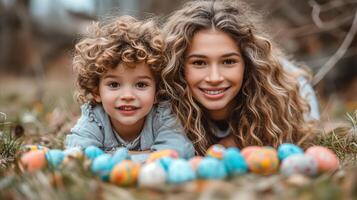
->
[312, 9, 357, 85]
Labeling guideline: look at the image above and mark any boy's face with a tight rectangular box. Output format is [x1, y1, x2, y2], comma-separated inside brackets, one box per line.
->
[94, 62, 156, 134]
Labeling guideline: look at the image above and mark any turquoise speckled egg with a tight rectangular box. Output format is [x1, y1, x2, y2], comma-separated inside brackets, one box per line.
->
[197, 157, 227, 179]
[168, 159, 195, 184]
[206, 144, 226, 159]
[280, 154, 318, 177]
[222, 147, 248, 176]
[91, 154, 113, 181]
[277, 143, 303, 161]
[45, 149, 65, 168]
[84, 146, 104, 160]
[111, 147, 129, 166]
[138, 161, 167, 188]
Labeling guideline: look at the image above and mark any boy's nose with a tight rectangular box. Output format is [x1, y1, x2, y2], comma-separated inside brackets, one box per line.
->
[120, 88, 135, 101]
[205, 64, 224, 84]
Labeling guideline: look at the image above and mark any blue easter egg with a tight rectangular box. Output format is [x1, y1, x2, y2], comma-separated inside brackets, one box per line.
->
[111, 147, 129, 166]
[168, 159, 196, 184]
[158, 157, 174, 172]
[197, 157, 227, 179]
[45, 149, 65, 168]
[222, 147, 248, 176]
[84, 146, 104, 160]
[278, 143, 303, 161]
[91, 154, 113, 181]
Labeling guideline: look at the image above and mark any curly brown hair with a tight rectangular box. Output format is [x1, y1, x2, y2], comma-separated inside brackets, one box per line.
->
[73, 15, 165, 105]
[162, 0, 318, 155]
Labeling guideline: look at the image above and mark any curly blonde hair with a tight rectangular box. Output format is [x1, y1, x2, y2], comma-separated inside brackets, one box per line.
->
[73, 15, 165, 105]
[162, 0, 317, 155]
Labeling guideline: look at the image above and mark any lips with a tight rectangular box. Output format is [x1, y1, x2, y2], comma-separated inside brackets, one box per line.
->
[199, 87, 230, 99]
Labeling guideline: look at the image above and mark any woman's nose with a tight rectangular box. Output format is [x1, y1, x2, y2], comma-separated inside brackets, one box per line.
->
[205, 64, 224, 84]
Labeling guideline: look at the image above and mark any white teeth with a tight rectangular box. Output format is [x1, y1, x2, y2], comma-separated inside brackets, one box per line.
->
[203, 89, 225, 95]
[120, 106, 136, 111]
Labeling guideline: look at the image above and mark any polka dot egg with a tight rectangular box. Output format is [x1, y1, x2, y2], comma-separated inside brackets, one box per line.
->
[280, 154, 318, 177]
[246, 148, 279, 175]
[110, 160, 140, 186]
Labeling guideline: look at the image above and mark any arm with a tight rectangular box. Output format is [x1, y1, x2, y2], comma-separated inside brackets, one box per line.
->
[150, 104, 195, 159]
[65, 105, 104, 149]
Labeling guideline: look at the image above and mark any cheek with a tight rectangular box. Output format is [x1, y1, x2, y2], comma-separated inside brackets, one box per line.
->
[184, 68, 200, 87]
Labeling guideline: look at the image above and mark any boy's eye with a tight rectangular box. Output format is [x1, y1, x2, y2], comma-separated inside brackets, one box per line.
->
[136, 82, 149, 89]
[223, 59, 237, 65]
[108, 82, 120, 88]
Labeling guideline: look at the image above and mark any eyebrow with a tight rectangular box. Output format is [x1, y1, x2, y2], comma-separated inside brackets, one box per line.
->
[102, 75, 153, 80]
[186, 52, 242, 59]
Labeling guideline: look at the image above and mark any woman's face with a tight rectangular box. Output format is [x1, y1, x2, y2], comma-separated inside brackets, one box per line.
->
[184, 29, 245, 120]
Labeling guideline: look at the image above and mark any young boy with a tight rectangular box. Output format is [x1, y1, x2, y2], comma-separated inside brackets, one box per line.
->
[65, 16, 194, 161]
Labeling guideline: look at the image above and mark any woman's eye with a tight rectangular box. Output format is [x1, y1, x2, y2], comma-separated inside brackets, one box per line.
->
[108, 82, 120, 88]
[223, 59, 237, 65]
[192, 60, 206, 66]
[136, 82, 149, 89]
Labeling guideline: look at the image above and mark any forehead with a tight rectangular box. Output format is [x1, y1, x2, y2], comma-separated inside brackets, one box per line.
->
[187, 29, 240, 56]
[105, 62, 155, 77]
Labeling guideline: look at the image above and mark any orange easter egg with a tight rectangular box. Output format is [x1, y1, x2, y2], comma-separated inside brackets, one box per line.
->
[189, 156, 204, 171]
[206, 144, 226, 159]
[110, 160, 140, 186]
[147, 149, 179, 162]
[20, 150, 47, 172]
[246, 148, 279, 175]
[305, 146, 340, 172]
[241, 146, 262, 160]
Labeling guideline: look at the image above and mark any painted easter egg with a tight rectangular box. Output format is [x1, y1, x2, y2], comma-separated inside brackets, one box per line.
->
[189, 156, 204, 171]
[197, 157, 227, 179]
[46, 149, 65, 168]
[305, 146, 340, 172]
[84, 146, 104, 160]
[280, 154, 318, 177]
[110, 160, 140, 186]
[278, 143, 304, 161]
[147, 149, 179, 162]
[222, 147, 248, 176]
[138, 161, 167, 188]
[111, 147, 130, 166]
[20, 150, 47, 172]
[206, 144, 226, 159]
[246, 148, 279, 175]
[241, 146, 262, 160]
[157, 157, 174, 172]
[167, 159, 196, 184]
[91, 154, 113, 181]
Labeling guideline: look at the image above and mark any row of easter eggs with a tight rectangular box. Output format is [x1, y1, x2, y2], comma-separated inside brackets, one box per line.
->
[19, 143, 340, 187]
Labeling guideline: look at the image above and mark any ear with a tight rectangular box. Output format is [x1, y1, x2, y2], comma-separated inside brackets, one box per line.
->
[92, 92, 102, 103]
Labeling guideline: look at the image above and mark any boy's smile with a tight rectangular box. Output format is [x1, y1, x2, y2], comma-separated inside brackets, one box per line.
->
[94, 62, 156, 141]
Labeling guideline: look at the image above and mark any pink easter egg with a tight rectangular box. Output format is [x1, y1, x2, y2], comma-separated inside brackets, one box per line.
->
[206, 144, 226, 159]
[20, 150, 47, 172]
[305, 146, 339, 172]
[189, 156, 204, 171]
[241, 146, 262, 160]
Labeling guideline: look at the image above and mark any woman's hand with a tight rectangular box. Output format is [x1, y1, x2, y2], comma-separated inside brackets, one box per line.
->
[218, 134, 238, 148]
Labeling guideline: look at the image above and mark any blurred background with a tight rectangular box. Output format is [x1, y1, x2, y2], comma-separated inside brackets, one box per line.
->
[0, 0, 356, 132]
